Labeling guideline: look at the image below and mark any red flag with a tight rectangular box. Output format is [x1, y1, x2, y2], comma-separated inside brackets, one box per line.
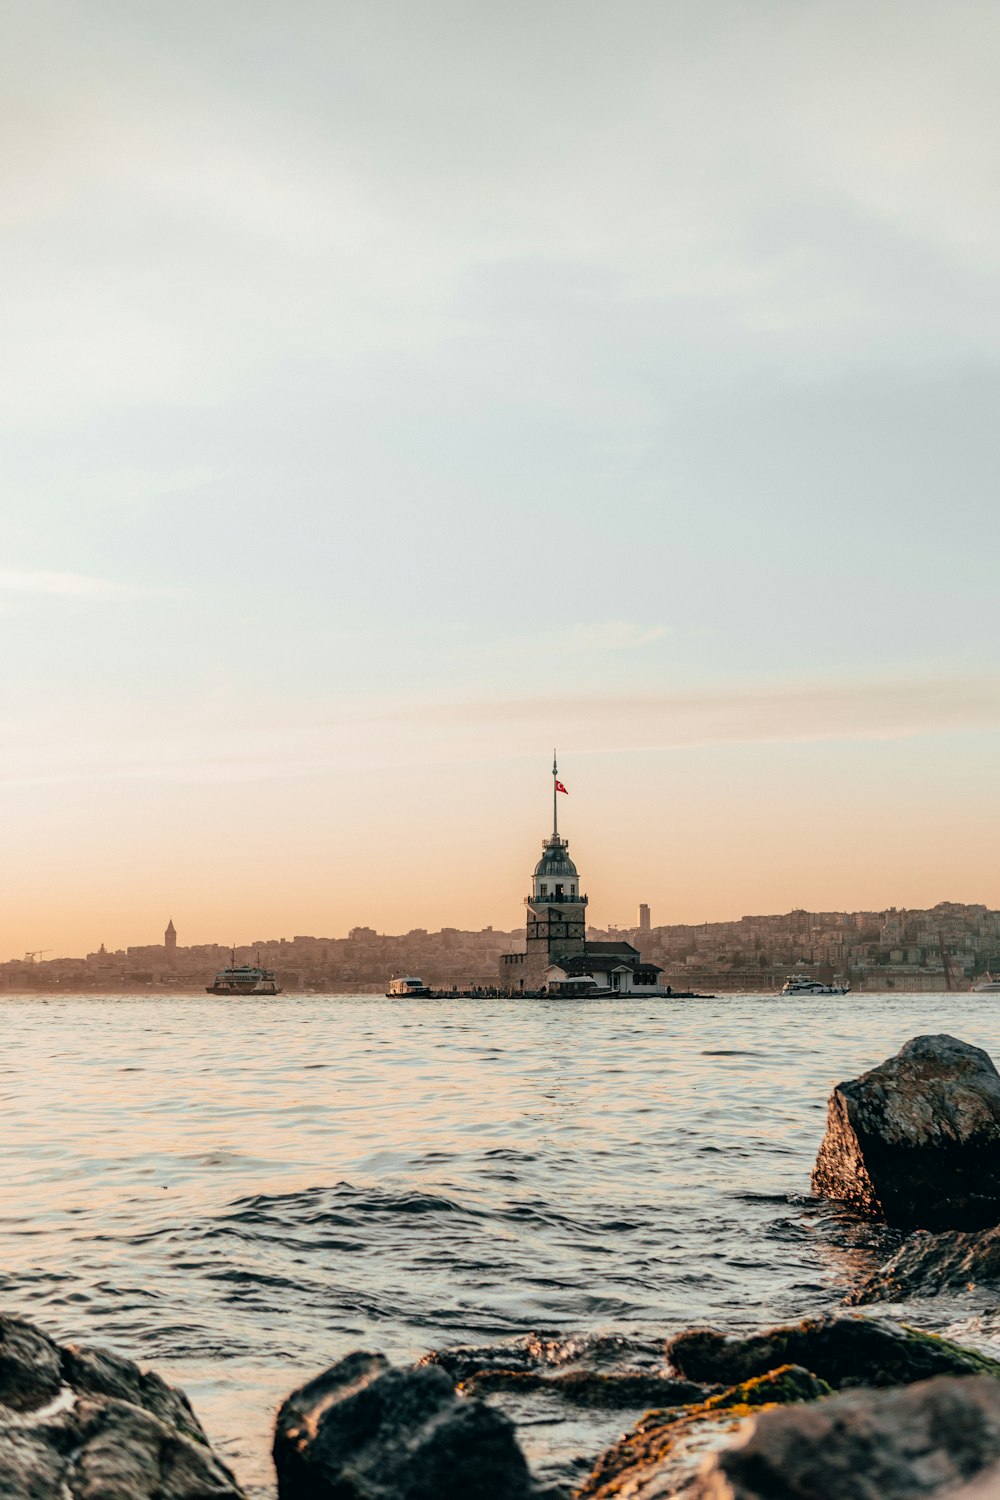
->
[555, 780, 568, 794]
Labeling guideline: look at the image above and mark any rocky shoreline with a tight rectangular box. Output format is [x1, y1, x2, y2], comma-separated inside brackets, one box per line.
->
[6, 1031, 1000, 1498]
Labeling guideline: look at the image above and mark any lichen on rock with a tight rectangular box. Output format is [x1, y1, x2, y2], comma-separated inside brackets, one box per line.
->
[577, 1365, 829, 1500]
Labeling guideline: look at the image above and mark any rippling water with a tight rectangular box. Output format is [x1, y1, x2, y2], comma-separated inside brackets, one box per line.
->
[2, 992, 998, 1493]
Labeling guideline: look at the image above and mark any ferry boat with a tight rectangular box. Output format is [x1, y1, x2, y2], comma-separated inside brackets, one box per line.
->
[972, 973, 1000, 993]
[206, 953, 282, 996]
[386, 975, 432, 997]
[780, 975, 851, 997]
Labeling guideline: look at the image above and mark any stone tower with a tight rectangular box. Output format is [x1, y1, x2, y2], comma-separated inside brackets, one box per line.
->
[164, 918, 177, 964]
[524, 754, 588, 967]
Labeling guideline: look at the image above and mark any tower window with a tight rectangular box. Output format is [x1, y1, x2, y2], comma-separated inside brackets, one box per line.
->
[540, 884, 548, 897]
[555, 884, 564, 898]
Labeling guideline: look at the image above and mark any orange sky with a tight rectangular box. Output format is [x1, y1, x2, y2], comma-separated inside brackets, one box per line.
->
[5, 4, 1000, 960]
[6, 712, 1000, 960]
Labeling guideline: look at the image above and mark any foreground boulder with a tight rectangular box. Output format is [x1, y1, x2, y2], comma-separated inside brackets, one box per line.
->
[851, 1223, 1000, 1303]
[666, 1314, 1000, 1389]
[274, 1349, 544, 1499]
[0, 1312, 243, 1499]
[693, 1373, 1000, 1499]
[811, 1034, 1000, 1229]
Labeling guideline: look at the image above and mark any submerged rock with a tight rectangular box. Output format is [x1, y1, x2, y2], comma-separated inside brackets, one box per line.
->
[811, 1034, 1000, 1230]
[0, 1312, 244, 1499]
[851, 1223, 1000, 1303]
[458, 1367, 711, 1409]
[693, 1373, 1000, 1499]
[419, 1331, 666, 1384]
[666, 1314, 1000, 1389]
[273, 1349, 545, 1500]
[578, 1366, 829, 1500]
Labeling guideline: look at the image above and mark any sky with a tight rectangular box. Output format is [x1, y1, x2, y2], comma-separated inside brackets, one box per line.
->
[4, 0, 1000, 959]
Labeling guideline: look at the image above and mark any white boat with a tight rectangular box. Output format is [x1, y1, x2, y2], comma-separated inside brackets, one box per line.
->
[972, 973, 1000, 993]
[780, 975, 851, 997]
[386, 975, 432, 997]
[206, 952, 282, 995]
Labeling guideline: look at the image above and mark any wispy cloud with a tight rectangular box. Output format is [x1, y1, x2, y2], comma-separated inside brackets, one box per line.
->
[566, 621, 670, 651]
[437, 674, 1000, 753]
[2, 672, 999, 790]
[0, 570, 175, 600]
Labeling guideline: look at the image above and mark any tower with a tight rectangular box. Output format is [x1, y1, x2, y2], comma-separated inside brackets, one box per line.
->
[499, 754, 666, 996]
[164, 918, 177, 961]
[524, 753, 588, 966]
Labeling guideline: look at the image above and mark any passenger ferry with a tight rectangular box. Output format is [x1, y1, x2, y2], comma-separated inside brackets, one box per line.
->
[386, 975, 432, 997]
[206, 953, 282, 996]
[780, 975, 851, 997]
[972, 973, 1000, 993]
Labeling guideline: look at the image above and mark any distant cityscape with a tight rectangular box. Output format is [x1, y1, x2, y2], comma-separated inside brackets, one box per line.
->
[4, 900, 999, 993]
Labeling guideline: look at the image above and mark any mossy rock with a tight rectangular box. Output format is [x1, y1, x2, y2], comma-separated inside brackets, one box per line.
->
[666, 1314, 1000, 1390]
[577, 1365, 828, 1498]
[704, 1364, 832, 1411]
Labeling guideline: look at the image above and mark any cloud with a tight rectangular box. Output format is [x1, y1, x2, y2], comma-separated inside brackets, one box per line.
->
[2, 671, 999, 790]
[566, 621, 669, 651]
[0, 570, 175, 601]
[442, 675, 1000, 753]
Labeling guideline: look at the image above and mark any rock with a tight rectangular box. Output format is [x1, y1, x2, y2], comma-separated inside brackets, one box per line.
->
[458, 1368, 711, 1409]
[0, 1312, 245, 1499]
[666, 1314, 1000, 1389]
[420, 1333, 700, 1491]
[850, 1224, 1000, 1303]
[578, 1366, 830, 1500]
[273, 1349, 544, 1500]
[50, 1396, 245, 1499]
[419, 1331, 666, 1384]
[61, 1341, 207, 1443]
[692, 1373, 1000, 1499]
[811, 1034, 1000, 1230]
[0, 1316, 63, 1412]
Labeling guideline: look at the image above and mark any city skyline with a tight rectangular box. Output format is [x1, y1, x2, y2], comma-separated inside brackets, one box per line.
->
[5, 1, 1000, 959]
[7, 896, 998, 998]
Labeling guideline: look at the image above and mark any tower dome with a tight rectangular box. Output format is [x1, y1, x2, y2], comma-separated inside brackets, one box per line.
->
[534, 839, 579, 880]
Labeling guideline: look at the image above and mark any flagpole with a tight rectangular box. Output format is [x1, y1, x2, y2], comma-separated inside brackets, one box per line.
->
[552, 749, 558, 840]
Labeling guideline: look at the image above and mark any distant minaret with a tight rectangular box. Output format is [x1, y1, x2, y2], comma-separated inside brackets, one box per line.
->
[164, 918, 177, 965]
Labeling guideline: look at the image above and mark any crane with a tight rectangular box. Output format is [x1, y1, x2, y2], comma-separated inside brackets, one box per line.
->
[23, 949, 52, 964]
[937, 931, 957, 993]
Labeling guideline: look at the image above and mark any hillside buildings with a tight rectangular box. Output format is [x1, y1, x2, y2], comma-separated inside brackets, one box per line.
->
[3, 899, 999, 993]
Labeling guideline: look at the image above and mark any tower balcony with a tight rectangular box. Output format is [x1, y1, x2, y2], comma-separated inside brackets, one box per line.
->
[525, 892, 589, 905]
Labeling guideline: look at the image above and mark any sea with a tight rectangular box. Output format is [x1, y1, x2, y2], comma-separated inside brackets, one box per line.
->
[2, 991, 998, 1495]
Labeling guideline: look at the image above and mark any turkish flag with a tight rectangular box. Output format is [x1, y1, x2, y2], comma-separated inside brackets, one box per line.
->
[555, 780, 568, 794]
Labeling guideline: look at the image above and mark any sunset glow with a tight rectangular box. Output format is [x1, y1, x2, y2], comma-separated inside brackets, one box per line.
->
[4, 1, 1000, 959]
